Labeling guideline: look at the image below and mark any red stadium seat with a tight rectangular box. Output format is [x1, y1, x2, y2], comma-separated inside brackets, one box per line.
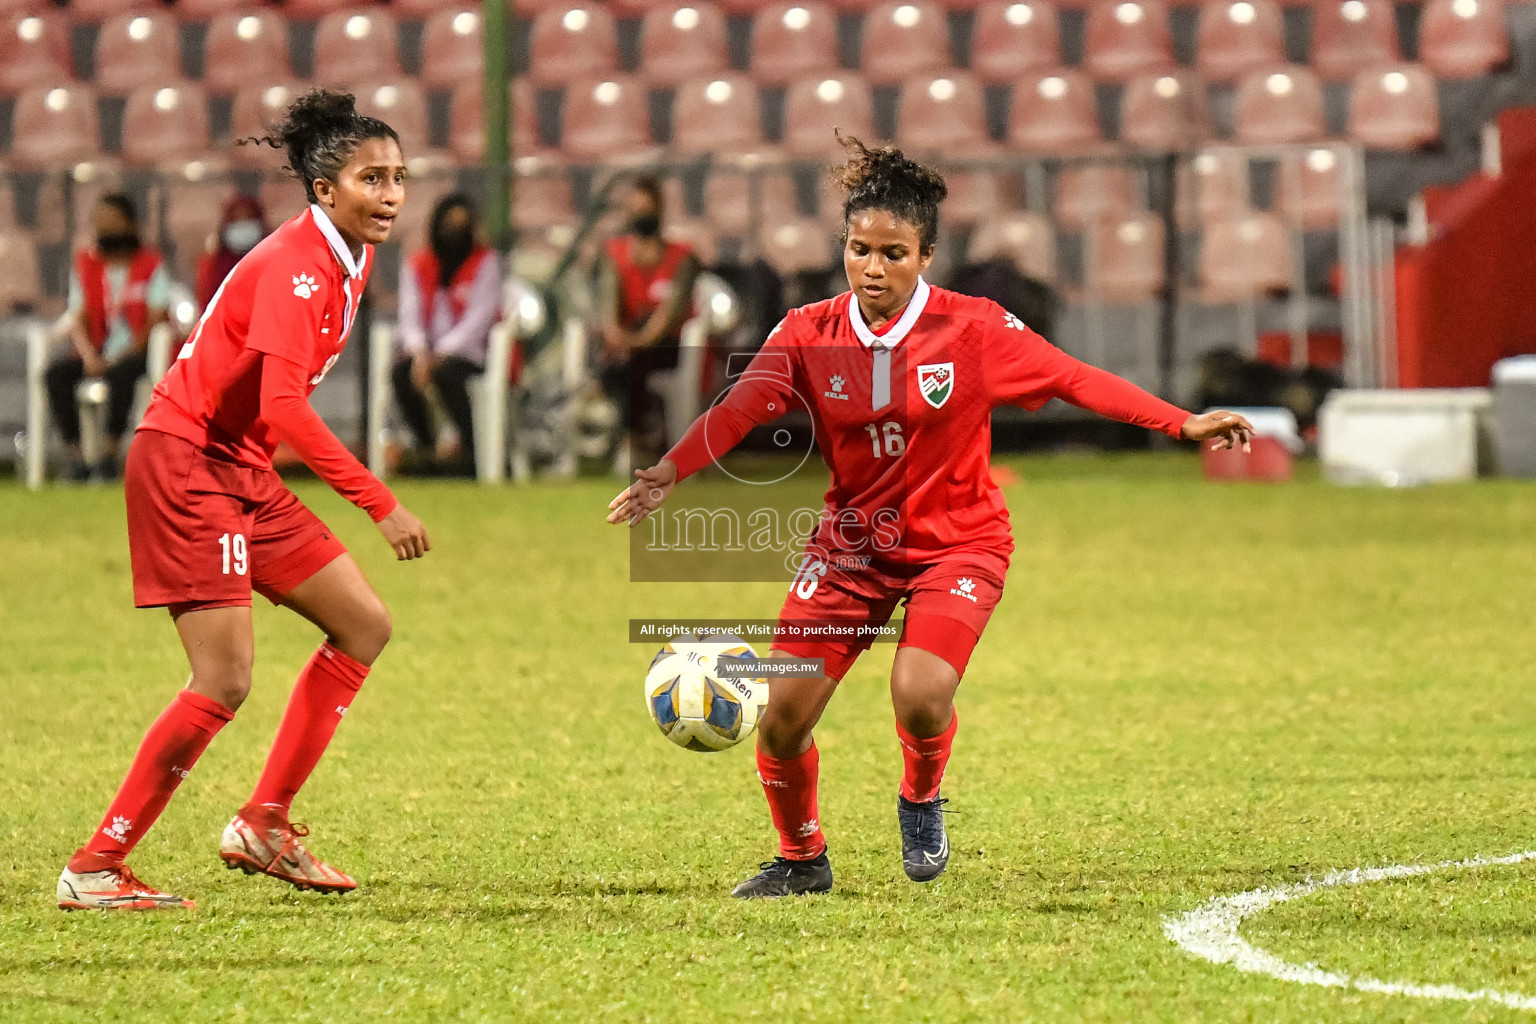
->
[202, 13, 293, 97]
[640, 4, 730, 87]
[783, 74, 877, 158]
[395, 0, 481, 15]
[528, 5, 619, 87]
[1421, 0, 1509, 80]
[122, 83, 213, 167]
[11, 85, 99, 169]
[861, 2, 952, 86]
[95, 12, 182, 95]
[1234, 65, 1325, 143]
[749, 3, 840, 87]
[672, 75, 765, 156]
[1120, 70, 1211, 149]
[1311, 0, 1400, 82]
[705, 168, 800, 237]
[972, 2, 1061, 85]
[896, 73, 990, 153]
[178, 0, 266, 20]
[1007, 68, 1102, 152]
[967, 210, 1056, 281]
[1348, 63, 1440, 149]
[354, 80, 437, 162]
[228, 82, 305, 161]
[419, 8, 485, 91]
[450, 79, 542, 161]
[66, 0, 158, 24]
[1196, 0, 1284, 83]
[1085, 0, 1174, 83]
[1201, 211, 1292, 300]
[1086, 213, 1166, 301]
[1176, 148, 1250, 227]
[1054, 164, 1139, 231]
[1276, 145, 1345, 228]
[2, 13, 71, 96]
[0, 229, 43, 312]
[283, 0, 374, 20]
[560, 76, 655, 161]
[312, 9, 402, 89]
[760, 218, 836, 274]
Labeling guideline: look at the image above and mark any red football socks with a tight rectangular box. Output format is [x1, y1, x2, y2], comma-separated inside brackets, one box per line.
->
[248, 643, 369, 815]
[756, 743, 826, 860]
[78, 689, 234, 865]
[897, 710, 957, 804]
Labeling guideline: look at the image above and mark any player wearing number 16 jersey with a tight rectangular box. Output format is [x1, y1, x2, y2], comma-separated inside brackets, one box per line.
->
[609, 138, 1255, 898]
[56, 91, 431, 911]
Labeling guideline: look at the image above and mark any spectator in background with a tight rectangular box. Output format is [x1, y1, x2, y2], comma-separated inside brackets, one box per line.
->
[597, 176, 699, 473]
[46, 193, 170, 482]
[392, 193, 500, 477]
[195, 195, 270, 313]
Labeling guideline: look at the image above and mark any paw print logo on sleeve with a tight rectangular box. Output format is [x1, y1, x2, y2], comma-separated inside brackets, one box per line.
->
[292, 273, 318, 299]
[1002, 311, 1026, 332]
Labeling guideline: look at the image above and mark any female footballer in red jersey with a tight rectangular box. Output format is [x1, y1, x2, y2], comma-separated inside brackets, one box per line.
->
[56, 91, 431, 911]
[609, 139, 1254, 898]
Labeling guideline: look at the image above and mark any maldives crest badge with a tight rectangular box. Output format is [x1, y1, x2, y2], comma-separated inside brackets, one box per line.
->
[917, 362, 954, 409]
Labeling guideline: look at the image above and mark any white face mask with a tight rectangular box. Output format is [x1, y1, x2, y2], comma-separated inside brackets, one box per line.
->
[223, 219, 263, 254]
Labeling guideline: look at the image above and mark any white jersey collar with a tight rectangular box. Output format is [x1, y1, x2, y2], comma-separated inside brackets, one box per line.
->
[309, 204, 367, 279]
[849, 277, 930, 350]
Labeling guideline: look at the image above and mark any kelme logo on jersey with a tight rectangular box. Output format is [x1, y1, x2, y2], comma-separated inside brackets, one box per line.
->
[824, 374, 849, 401]
[292, 273, 317, 299]
[918, 362, 954, 409]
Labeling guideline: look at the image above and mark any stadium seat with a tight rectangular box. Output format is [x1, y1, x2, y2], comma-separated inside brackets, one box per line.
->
[528, 5, 619, 87]
[395, 0, 481, 15]
[672, 75, 766, 156]
[861, 2, 953, 86]
[666, 217, 718, 267]
[163, 178, 234, 282]
[1200, 211, 1292, 300]
[515, 0, 587, 13]
[1195, 0, 1284, 83]
[354, 80, 437, 163]
[0, 229, 42, 312]
[228, 82, 305, 161]
[450, 79, 542, 161]
[10, 85, 100, 169]
[1007, 68, 1102, 151]
[967, 209, 1056, 281]
[560, 77, 656, 161]
[639, 4, 730, 87]
[705, 168, 800, 237]
[1085, 0, 1174, 83]
[312, 9, 403, 88]
[760, 218, 836, 274]
[121, 83, 213, 168]
[282, 0, 375, 20]
[419, 8, 485, 91]
[1054, 164, 1139, 231]
[178, 0, 265, 20]
[1233, 65, 1325, 143]
[1086, 213, 1166, 301]
[66, 0, 158, 24]
[1276, 145, 1345, 228]
[749, 3, 840, 88]
[971, 2, 1061, 85]
[513, 161, 577, 229]
[1421, 0, 1509, 80]
[1120, 70, 1211, 149]
[896, 73, 991, 154]
[783, 74, 877, 157]
[95, 12, 182, 95]
[1347, 63, 1440, 149]
[259, 177, 311, 229]
[2, 13, 71, 96]
[1311, 0, 1400, 82]
[202, 13, 292, 97]
[1177, 148, 1250, 227]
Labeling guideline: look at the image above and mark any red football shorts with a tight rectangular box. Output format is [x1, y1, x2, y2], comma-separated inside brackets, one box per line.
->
[125, 430, 347, 611]
[773, 550, 1007, 681]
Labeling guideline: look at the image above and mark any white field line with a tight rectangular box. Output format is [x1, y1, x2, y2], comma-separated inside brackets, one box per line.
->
[1164, 849, 1536, 1012]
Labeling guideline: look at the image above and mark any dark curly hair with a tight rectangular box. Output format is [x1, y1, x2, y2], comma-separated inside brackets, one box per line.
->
[244, 89, 400, 204]
[832, 134, 948, 255]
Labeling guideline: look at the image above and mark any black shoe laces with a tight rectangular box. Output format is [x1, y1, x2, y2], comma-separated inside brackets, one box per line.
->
[908, 798, 952, 847]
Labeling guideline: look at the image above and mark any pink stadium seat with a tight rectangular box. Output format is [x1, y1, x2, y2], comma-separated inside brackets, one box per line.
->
[450, 79, 542, 161]
[1196, 0, 1284, 83]
[395, 0, 481, 15]
[312, 10, 402, 88]
[971, 2, 1061, 85]
[259, 178, 312, 230]
[163, 179, 234, 282]
[861, 2, 952, 86]
[420, 8, 485, 91]
[1421, 0, 1509, 80]
[0, 230, 43, 312]
[178, 0, 267, 20]
[513, 162, 577, 229]
[1054, 164, 1139, 230]
[203, 12, 293, 97]
[639, 4, 730, 87]
[528, 5, 619, 87]
[1311, 0, 1400, 82]
[122, 83, 213, 167]
[354, 80, 435, 161]
[783, 74, 877, 157]
[967, 210, 1057, 281]
[705, 169, 800, 237]
[760, 218, 836, 274]
[11, 85, 100, 168]
[1087, 213, 1166, 301]
[1120, 70, 1211, 149]
[2, 13, 71, 96]
[1348, 63, 1440, 149]
[1177, 148, 1250, 227]
[66, 0, 158, 24]
[1234, 65, 1325, 143]
[95, 12, 182, 95]
[1276, 146, 1345, 228]
[228, 82, 306, 161]
[561, 77, 655, 161]
[1201, 211, 1292, 300]
[515, 0, 589, 14]
[1007, 68, 1102, 152]
[896, 73, 989, 153]
[282, 0, 375, 20]
[1085, 0, 1174, 83]
[749, 3, 840, 87]
[672, 75, 765, 156]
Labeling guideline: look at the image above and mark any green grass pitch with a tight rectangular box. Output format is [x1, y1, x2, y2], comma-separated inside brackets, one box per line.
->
[2, 454, 1535, 1023]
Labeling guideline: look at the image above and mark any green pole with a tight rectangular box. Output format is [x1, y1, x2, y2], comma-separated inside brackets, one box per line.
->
[482, 0, 512, 251]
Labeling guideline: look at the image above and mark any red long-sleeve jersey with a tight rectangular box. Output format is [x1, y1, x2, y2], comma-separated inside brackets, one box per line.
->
[140, 206, 397, 522]
[664, 280, 1189, 566]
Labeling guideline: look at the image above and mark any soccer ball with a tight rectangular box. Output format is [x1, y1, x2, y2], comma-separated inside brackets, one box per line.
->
[644, 634, 768, 752]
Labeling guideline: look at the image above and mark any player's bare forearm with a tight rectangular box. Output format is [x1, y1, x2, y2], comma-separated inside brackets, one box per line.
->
[1181, 410, 1256, 451]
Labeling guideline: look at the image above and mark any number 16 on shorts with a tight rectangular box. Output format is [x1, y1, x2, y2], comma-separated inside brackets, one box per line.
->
[219, 532, 248, 576]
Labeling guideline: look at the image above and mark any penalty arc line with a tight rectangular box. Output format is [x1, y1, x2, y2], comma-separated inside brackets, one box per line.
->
[1163, 849, 1536, 1013]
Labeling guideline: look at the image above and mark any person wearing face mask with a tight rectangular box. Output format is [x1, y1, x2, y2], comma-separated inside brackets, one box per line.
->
[195, 195, 270, 314]
[391, 193, 501, 477]
[596, 176, 699, 473]
[45, 193, 171, 482]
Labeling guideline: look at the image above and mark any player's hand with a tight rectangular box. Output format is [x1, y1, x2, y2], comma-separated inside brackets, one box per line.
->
[1181, 410, 1256, 452]
[607, 459, 678, 527]
[378, 504, 431, 560]
[81, 350, 108, 378]
[410, 352, 433, 392]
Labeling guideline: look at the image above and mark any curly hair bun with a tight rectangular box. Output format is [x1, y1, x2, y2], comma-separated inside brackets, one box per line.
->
[244, 88, 399, 204]
[832, 134, 947, 252]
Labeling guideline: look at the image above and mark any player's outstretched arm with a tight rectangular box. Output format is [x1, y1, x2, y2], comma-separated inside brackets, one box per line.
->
[607, 459, 678, 527]
[1180, 410, 1255, 451]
